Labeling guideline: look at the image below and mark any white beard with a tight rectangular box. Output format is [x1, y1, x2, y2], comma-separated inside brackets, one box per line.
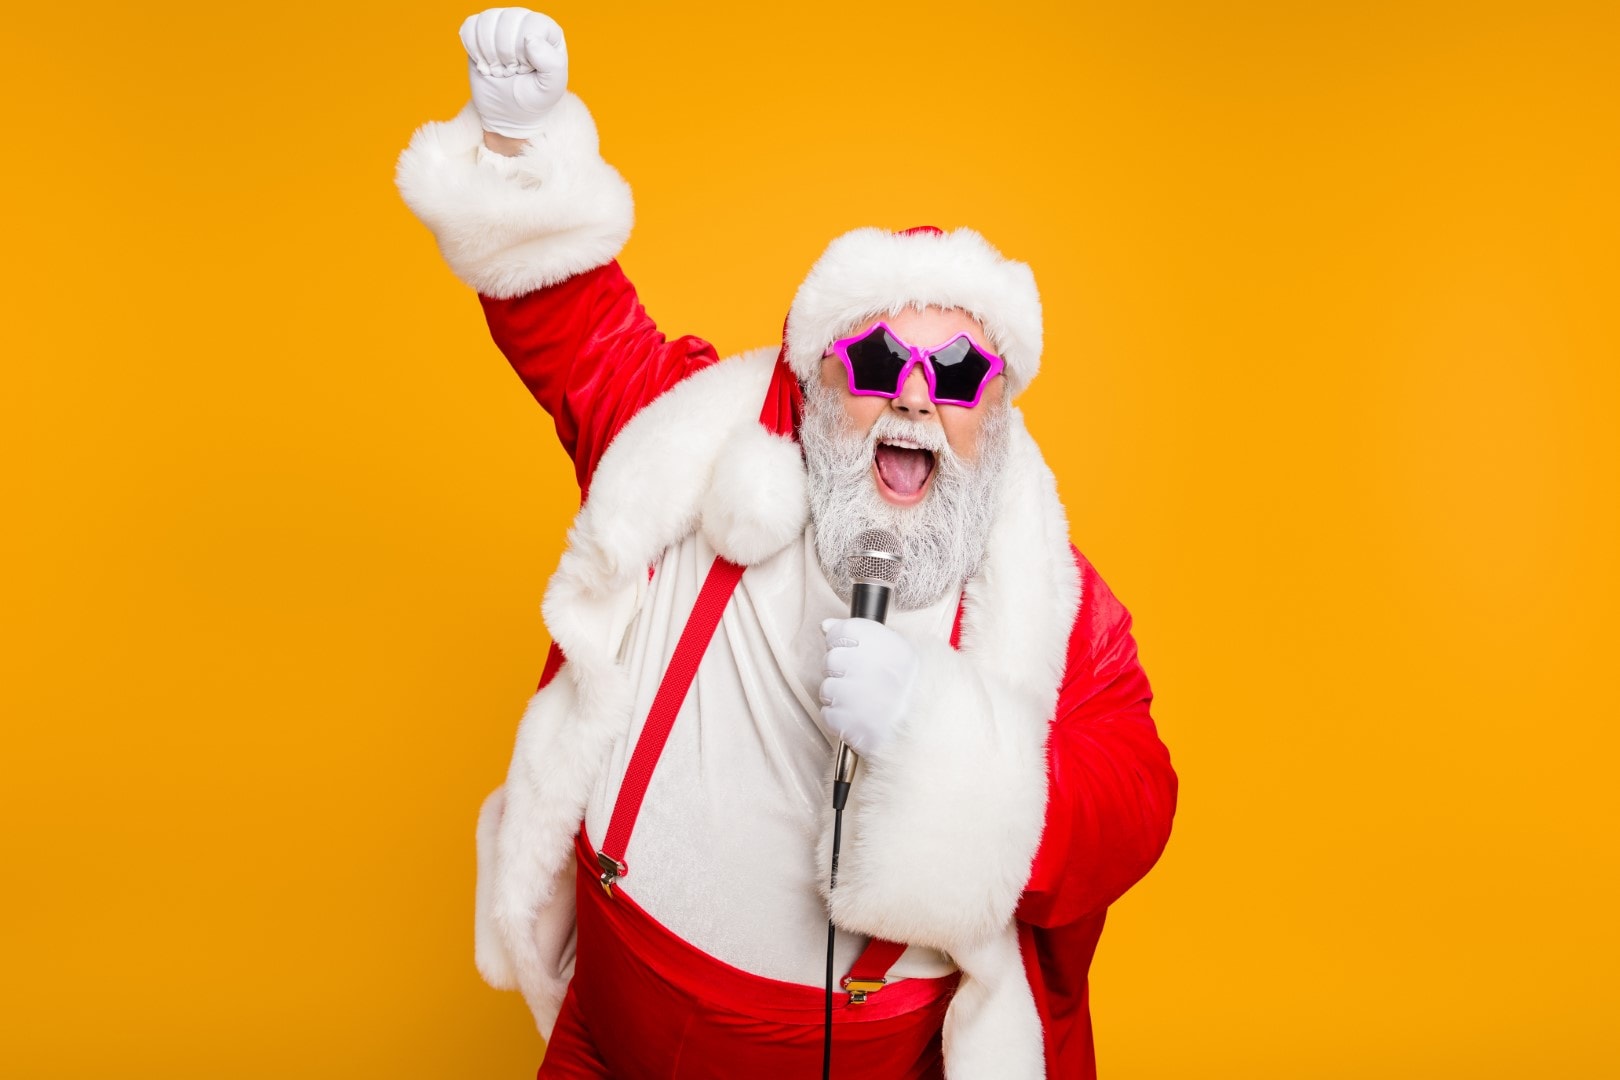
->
[800, 383, 1010, 611]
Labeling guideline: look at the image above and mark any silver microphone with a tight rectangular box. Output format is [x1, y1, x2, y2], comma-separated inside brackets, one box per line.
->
[834, 528, 903, 793]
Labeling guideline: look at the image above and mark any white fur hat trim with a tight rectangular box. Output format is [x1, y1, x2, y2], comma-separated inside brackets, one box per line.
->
[785, 226, 1044, 397]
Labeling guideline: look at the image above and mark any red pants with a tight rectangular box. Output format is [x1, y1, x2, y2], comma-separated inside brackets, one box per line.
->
[538, 832, 957, 1079]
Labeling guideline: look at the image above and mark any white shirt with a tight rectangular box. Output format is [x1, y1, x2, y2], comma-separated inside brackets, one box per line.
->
[583, 526, 958, 986]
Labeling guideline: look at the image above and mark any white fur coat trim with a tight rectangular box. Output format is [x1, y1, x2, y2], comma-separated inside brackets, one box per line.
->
[395, 95, 634, 298]
[478, 351, 1075, 1078]
[786, 226, 1045, 398]
[819, 406, 1077, 947]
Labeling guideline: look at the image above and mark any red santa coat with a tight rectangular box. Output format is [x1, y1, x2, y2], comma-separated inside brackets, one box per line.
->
[398, 95, 1177, 1079]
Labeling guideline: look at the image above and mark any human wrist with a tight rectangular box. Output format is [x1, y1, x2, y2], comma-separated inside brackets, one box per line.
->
[482, 130, 527, 157]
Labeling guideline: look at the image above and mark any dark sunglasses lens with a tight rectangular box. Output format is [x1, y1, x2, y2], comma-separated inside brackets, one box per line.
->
[927, 339, 993, 403]
[845, 329, 909, 394]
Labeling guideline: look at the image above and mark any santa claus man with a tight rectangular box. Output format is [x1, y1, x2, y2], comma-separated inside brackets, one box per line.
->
[397, 8, 1177, 1078]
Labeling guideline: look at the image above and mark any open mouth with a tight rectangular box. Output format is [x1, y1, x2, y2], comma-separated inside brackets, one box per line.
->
[873, 440, 936, 504]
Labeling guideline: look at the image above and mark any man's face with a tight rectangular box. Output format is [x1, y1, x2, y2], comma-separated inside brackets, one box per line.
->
[802, 306, 1012, 610]
[816, 306, 1007, 506]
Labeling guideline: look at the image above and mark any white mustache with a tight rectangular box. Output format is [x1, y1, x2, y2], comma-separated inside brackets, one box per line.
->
[866, 414, 951, 457]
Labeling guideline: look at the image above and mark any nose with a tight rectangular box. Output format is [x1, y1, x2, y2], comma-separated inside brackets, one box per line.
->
[891, 364, 933, 417]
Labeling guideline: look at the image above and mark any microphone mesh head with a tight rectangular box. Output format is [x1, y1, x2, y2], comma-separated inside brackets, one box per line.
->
[847, 528, 904, 586]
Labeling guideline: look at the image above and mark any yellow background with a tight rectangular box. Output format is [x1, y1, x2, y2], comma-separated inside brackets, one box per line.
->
[3, 0, 1616, 1075]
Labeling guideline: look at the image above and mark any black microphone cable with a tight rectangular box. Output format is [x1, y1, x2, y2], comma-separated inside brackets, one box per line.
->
[822, 529, 902, 1080]
[823, 743, 858, 1080]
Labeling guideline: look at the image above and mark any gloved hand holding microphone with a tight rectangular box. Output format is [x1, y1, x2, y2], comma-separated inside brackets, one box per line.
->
[819, 528, 919, 768]
[819, 617, 919, 759]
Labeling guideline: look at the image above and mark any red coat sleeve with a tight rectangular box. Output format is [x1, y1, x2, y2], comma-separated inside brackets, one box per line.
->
[478, 261, 720, 496]
[1017, 548, 1178, 927]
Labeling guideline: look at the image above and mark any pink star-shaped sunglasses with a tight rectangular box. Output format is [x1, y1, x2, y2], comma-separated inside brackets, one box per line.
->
[823, 323, 1006, 408]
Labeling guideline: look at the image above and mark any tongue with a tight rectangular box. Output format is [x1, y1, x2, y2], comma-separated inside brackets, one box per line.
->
[874, 444, 934, 495]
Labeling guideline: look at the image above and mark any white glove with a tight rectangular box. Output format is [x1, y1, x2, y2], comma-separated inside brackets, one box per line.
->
[820, 618, 919, 757]
[460, 8, 569, 138]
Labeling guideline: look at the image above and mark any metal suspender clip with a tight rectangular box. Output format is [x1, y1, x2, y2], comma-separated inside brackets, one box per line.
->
[840, 975, 887, 1004]
[596, 851, 626, 896]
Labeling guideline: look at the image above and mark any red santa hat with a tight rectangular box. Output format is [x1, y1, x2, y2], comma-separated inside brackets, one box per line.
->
[783, 225, 1045, 399]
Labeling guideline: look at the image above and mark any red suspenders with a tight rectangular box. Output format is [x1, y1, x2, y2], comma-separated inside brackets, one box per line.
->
[588, 550, 909, 1002]
[594, 556, 746, 891]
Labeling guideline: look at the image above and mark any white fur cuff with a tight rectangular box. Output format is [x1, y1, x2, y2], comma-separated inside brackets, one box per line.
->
[395, 95, 634, 297]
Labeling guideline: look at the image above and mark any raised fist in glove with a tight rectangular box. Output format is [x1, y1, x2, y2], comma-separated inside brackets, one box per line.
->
[820, 618, 919, 757]
[460, 8, 569, 138]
